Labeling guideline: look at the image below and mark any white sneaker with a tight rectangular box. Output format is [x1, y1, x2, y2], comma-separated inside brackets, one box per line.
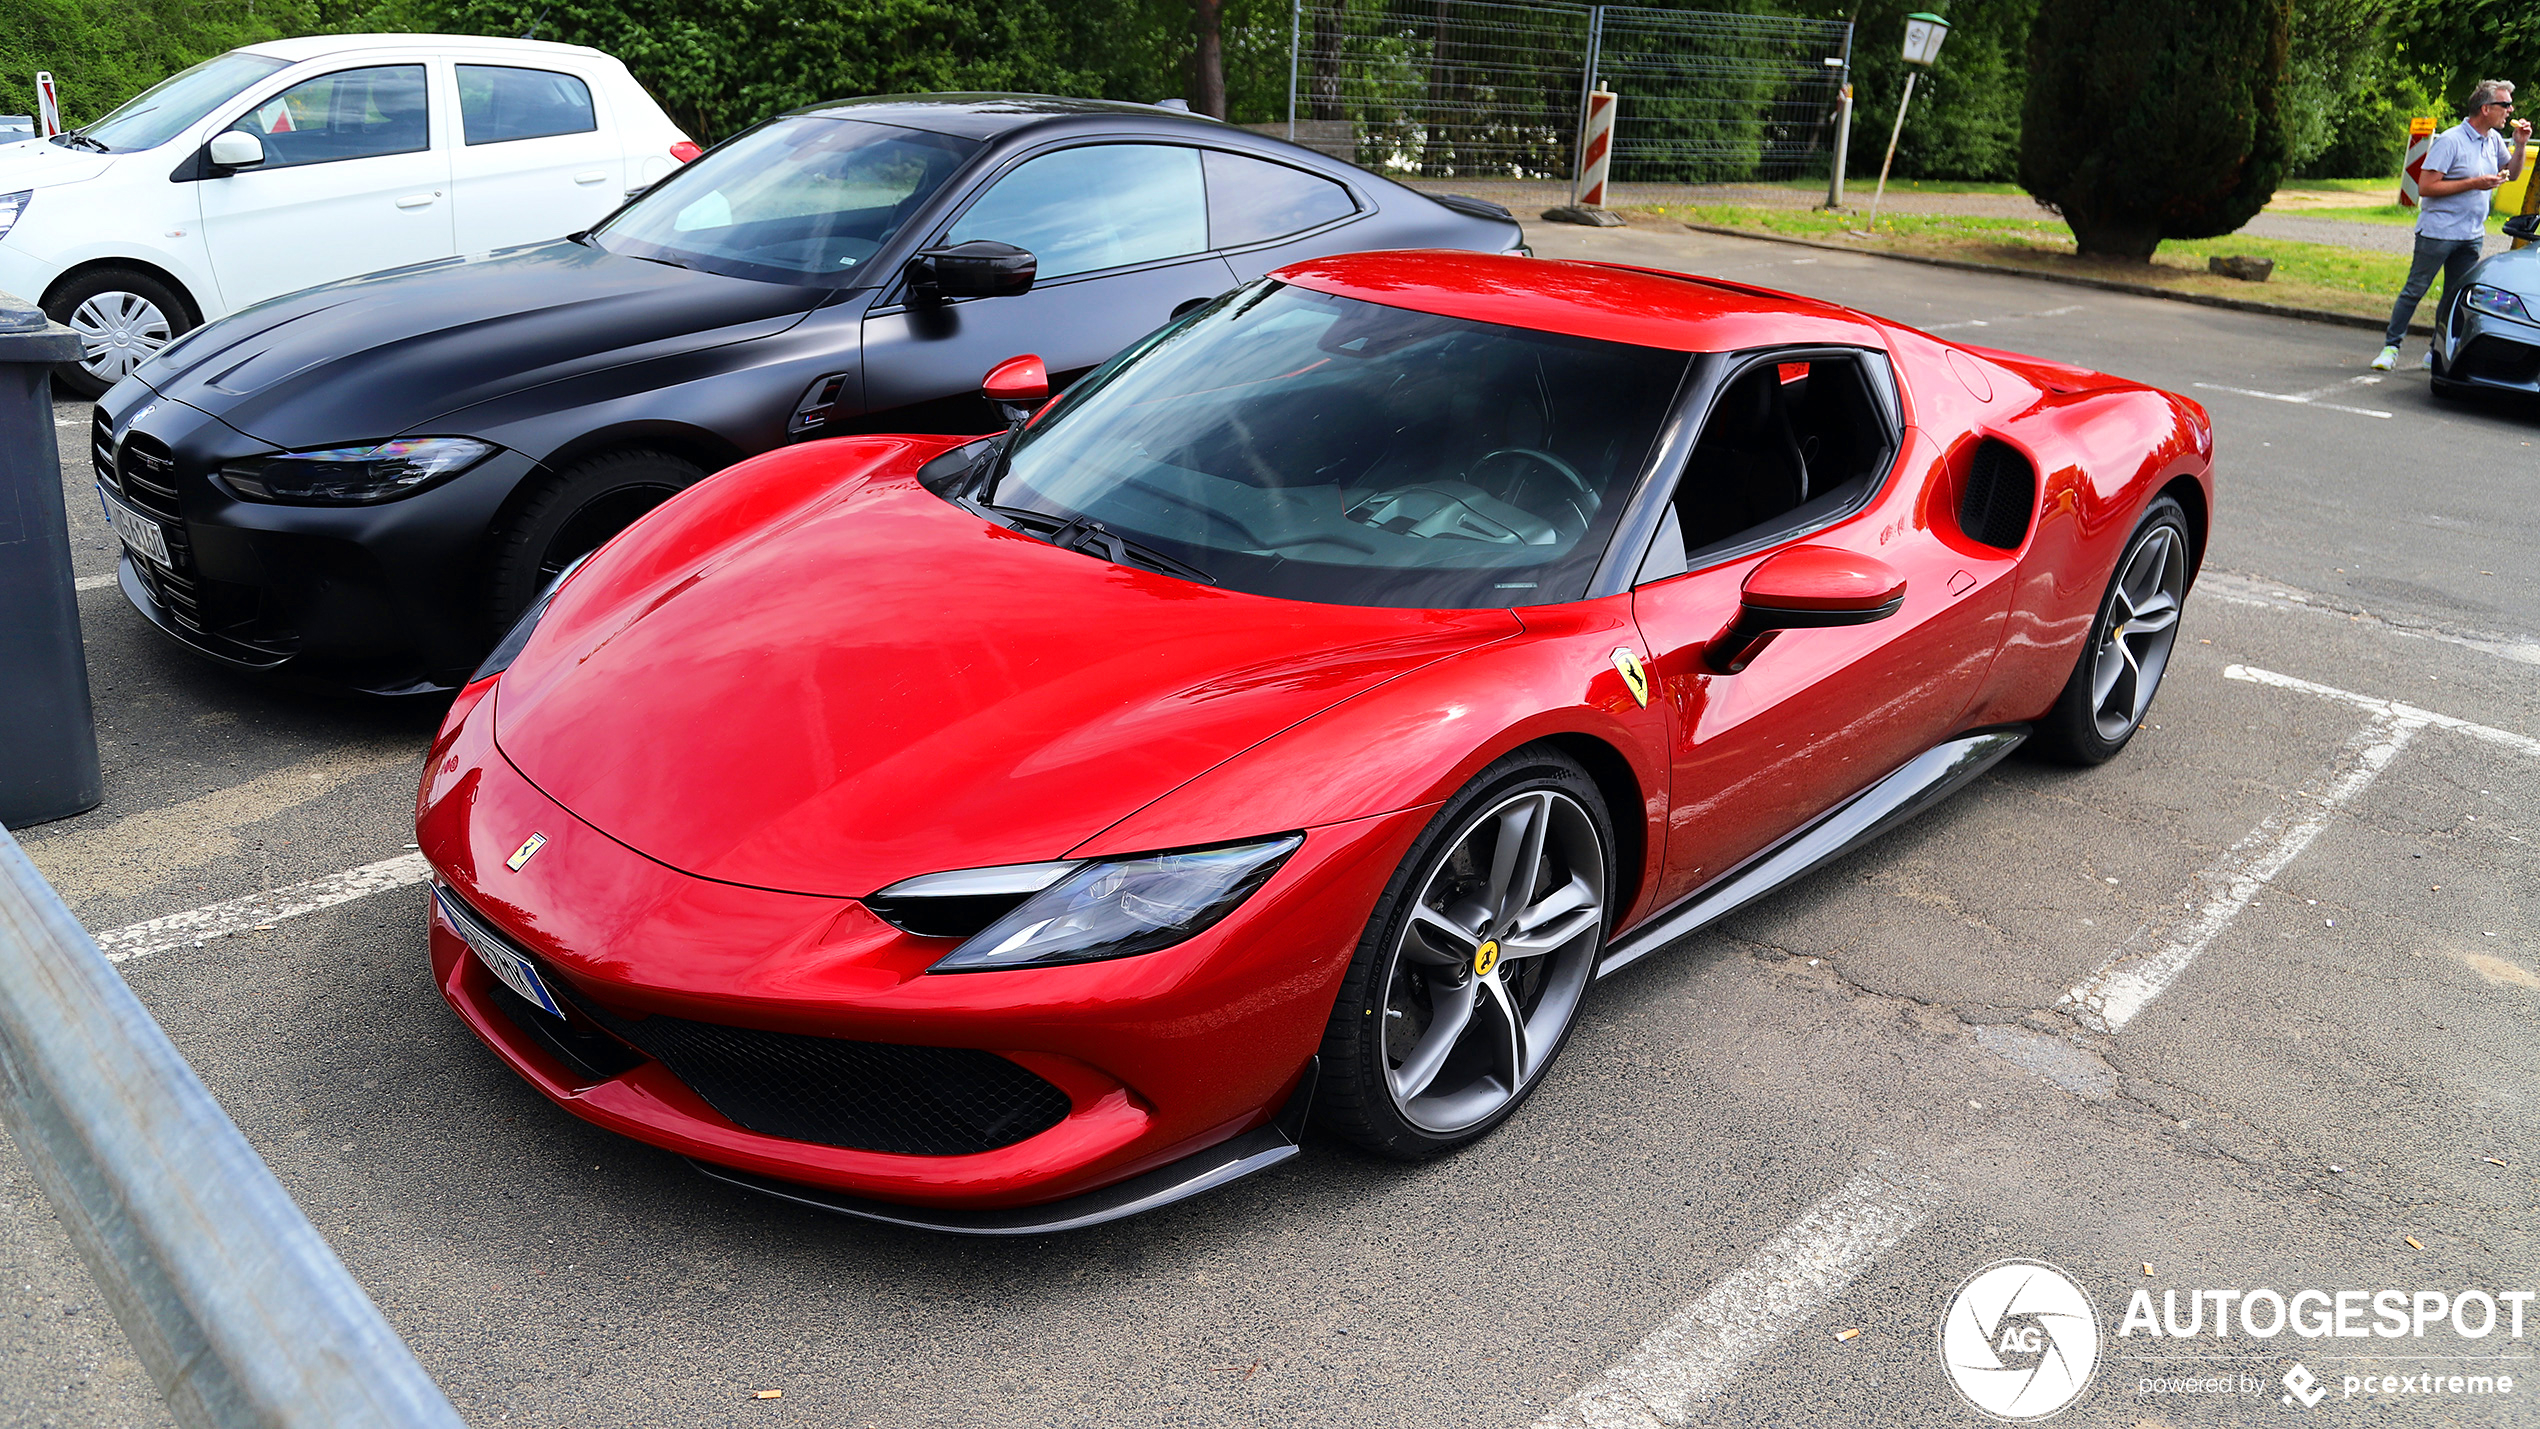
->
[2371, 345, 2398, 370]
[2422, 350, 2436, 371]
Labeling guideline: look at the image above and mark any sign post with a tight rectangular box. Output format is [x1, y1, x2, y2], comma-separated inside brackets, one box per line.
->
[35, 72, 60, 138]
[2399, 116, 2437, 207]
[1864, 12, 1950, 231]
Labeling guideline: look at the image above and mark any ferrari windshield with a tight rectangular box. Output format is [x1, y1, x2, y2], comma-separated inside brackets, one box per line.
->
[595, 117, 979, 284]
[985, 284, 1690, 608]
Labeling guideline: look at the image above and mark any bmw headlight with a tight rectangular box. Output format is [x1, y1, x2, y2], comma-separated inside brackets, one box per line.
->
[880, 835, 1304, 973]
[220, 437, 494, 504]
[2466, 285, 2532, 323]
[0, 190, 29, 241]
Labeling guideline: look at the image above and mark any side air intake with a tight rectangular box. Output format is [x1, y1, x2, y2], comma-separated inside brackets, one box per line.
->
[1959, 438, 2036, 550]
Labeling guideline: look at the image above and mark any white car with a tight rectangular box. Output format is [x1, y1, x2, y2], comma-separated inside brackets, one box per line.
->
[0, 33, 697, 396]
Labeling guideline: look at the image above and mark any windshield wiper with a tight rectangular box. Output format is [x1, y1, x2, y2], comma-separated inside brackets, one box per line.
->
[50, 131, 110, 152]
[982, 505, 1215, 585]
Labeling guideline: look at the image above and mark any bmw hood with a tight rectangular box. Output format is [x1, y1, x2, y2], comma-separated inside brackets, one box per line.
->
[491, 441, 1519, 898]
[132, 241, 829, 449]
[0, 138, 113, 188]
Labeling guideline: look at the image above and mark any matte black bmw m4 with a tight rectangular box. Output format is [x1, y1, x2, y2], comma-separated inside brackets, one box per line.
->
[90, 94, 1522, 694]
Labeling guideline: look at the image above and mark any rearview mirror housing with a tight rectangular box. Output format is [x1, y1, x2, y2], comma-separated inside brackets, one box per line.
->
[982, 354, 1049, 426]
[206, 131, 265, 169]
[906, 240, 1036, 303]
[1708, 545, 1906, 674]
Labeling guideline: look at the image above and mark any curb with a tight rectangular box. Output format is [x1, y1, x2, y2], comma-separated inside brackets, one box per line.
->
[1664, 222, 2429, 336]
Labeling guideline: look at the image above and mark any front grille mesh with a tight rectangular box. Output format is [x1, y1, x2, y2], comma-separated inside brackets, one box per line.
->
[446, 887, 1073, 1156]
[2458, 335, 2540, 387]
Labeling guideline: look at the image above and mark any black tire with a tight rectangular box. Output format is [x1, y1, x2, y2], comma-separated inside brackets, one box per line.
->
[484, 448, 702, 629]
[2032, 495, 2191, 766]
[1315, 743, 1614, 1160]
[44, 268, 196, 400]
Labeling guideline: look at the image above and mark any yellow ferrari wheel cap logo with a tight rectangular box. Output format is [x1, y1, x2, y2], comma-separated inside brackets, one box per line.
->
[506, 832, 548, 871]
[1611, 647, 1650, 707]
[1473, 940, 1501, 977]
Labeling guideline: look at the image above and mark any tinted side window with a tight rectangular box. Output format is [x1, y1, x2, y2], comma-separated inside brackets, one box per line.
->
[458, 65, 596, 144]
[226, 65, 428, 168]
[1203, 150, 1356, 247]
[950, 144, 1207, 280]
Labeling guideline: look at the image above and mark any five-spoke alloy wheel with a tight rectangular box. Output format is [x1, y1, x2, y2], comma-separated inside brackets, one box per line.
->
[2037, 494, 2192, 764]
[1319, 746, 1612, 1157]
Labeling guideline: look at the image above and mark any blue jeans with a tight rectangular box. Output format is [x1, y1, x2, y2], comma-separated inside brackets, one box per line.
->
[2385, 234, 2485, 346]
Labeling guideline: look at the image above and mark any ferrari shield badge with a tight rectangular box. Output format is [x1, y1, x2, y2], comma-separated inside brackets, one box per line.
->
[506, 832, 548, 871]
[1610, 647, 1650, 707]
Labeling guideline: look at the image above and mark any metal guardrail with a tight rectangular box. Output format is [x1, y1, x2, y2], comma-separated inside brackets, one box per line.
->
[0, 824, 466, 1428]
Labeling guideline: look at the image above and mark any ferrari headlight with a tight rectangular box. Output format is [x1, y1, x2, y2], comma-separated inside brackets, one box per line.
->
[220, 437, 494, 504]
[2466, 285, 2531, 323]
[0, 190, 30, 241]
[915, 835, 1302, 973]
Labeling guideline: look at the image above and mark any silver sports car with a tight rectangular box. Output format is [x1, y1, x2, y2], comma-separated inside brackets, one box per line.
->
[2433, 213, 2540, 399]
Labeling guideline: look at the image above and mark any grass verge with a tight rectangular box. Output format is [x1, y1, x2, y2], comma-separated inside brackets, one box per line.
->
[1645, 204, 2413, 323]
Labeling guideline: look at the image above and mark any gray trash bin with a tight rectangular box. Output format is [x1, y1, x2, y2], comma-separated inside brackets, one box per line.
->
[0, 291, 100, 827]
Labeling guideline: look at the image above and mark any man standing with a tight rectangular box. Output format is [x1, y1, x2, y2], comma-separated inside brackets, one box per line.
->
[2374, 80, 2531, 371]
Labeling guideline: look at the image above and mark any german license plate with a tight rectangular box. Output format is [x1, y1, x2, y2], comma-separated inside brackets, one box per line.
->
[433, 884, 566, 1019]
[97, 484, 171, 568]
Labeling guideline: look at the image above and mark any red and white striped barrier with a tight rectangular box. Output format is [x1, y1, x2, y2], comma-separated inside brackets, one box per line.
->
[1575, 87, 1616, 208]
[35, 72, 60, 138]
[2399, 116, 2437, 208]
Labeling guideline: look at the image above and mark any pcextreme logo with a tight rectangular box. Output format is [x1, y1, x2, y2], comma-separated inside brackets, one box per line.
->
[1939, 1260, 2102, 1420]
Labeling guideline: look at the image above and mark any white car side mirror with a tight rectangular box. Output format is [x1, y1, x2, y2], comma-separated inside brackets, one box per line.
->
[207, 131, 265, 169]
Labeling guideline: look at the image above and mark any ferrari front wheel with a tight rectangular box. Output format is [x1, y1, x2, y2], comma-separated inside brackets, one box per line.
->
[2034, 495, 2190, 765]
[1316, 746, 1612, 1159]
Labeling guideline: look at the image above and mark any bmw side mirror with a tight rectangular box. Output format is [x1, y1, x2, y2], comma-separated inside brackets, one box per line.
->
[906, 240, 1036, 304]
[1707, 546, 1905, 674]
[982, 354, 1049, 427]
[206, 131, 265, 170]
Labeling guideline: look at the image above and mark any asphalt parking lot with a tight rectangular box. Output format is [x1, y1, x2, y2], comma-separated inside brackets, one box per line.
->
[7, 224, 2538, 1428]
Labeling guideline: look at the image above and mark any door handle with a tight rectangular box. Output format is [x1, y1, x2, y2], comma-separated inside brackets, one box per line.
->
[1948, 570, 1976, 597]
[395, 191, 440, 209]
[573, 170, 609, 184]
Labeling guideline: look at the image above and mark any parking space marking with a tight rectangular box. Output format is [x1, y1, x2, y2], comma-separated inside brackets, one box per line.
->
[2063, 665, 2538, 1035]
[2190, 376, 2392, 419]
[91, 853, 430, 964]
[74, 574, 115, 592]
[2199, 571, 2540, 668]
[1927, 303, 2084, 333]
[1534, 1161, 1937, 1428]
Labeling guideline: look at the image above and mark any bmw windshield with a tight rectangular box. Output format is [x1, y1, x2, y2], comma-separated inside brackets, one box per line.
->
[65, 51, 289, 153]
[977, 283, 1691, 609]
[594, 116, 979, 285]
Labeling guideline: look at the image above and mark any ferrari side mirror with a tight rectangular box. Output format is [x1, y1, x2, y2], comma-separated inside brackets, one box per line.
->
[1707, 546, 1905, 674]
[982, 354, 1049, 426]
[906, 240, 1037, 303]
[206, 131, 266, 169]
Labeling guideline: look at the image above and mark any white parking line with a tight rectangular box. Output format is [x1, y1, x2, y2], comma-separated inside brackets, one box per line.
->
[1535, 1162, 1937, 1428]
[2190, 375, 2391, 418]
[75, 573, 115, 592]
[2061, 665, 2540, 1034]
[2198, 572, 2540, 668]
[92, 853, 431, 964]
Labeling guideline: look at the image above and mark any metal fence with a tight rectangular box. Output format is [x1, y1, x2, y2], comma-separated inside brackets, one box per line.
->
[1284, 0, 1851, 208]
[0, 823, 466, 1429]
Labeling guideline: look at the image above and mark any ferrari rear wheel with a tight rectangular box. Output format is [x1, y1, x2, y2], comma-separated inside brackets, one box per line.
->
[1316, 745, 1612, 1159]
[2034, 495, 2190, 765]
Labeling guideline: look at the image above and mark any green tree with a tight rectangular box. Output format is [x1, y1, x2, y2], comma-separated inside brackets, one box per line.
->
[2019, 0, 2294, 259]
[0, 0, 317, 127]
[1796, 0, 2037, 183]
[2390, 0, 2540, 120]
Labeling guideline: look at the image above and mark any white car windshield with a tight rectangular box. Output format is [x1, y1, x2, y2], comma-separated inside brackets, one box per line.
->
[595, 116, 979, 285]
[68, 51, 290, 153]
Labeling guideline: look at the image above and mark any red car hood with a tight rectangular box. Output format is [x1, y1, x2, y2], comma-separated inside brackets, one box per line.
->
[493, 442, 1518, 897]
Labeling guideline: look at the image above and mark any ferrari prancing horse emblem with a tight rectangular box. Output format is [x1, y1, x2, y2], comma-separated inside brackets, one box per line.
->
[1610, 647, 1650, 707]
[506, 832, 548, 871]
[1473, 939, 1502, 977]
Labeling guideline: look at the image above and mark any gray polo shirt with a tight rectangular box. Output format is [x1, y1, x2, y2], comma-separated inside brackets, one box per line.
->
[2419, 121, 2513, 242]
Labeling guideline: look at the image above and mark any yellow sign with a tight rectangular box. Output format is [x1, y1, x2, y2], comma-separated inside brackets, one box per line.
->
[1473, 940, 1501, 977]
[1610, 647, 1650, 707]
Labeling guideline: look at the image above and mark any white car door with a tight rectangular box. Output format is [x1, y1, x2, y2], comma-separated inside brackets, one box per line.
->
[447, 61, 625, 251]
[197, 62, 454, 309]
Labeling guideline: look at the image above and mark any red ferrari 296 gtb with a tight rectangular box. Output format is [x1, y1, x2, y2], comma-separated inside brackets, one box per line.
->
[417, 251, 2213, 1233]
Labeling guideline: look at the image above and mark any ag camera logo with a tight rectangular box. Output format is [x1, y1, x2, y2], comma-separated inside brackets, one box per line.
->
[1940, 1259, 2102, 1420]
